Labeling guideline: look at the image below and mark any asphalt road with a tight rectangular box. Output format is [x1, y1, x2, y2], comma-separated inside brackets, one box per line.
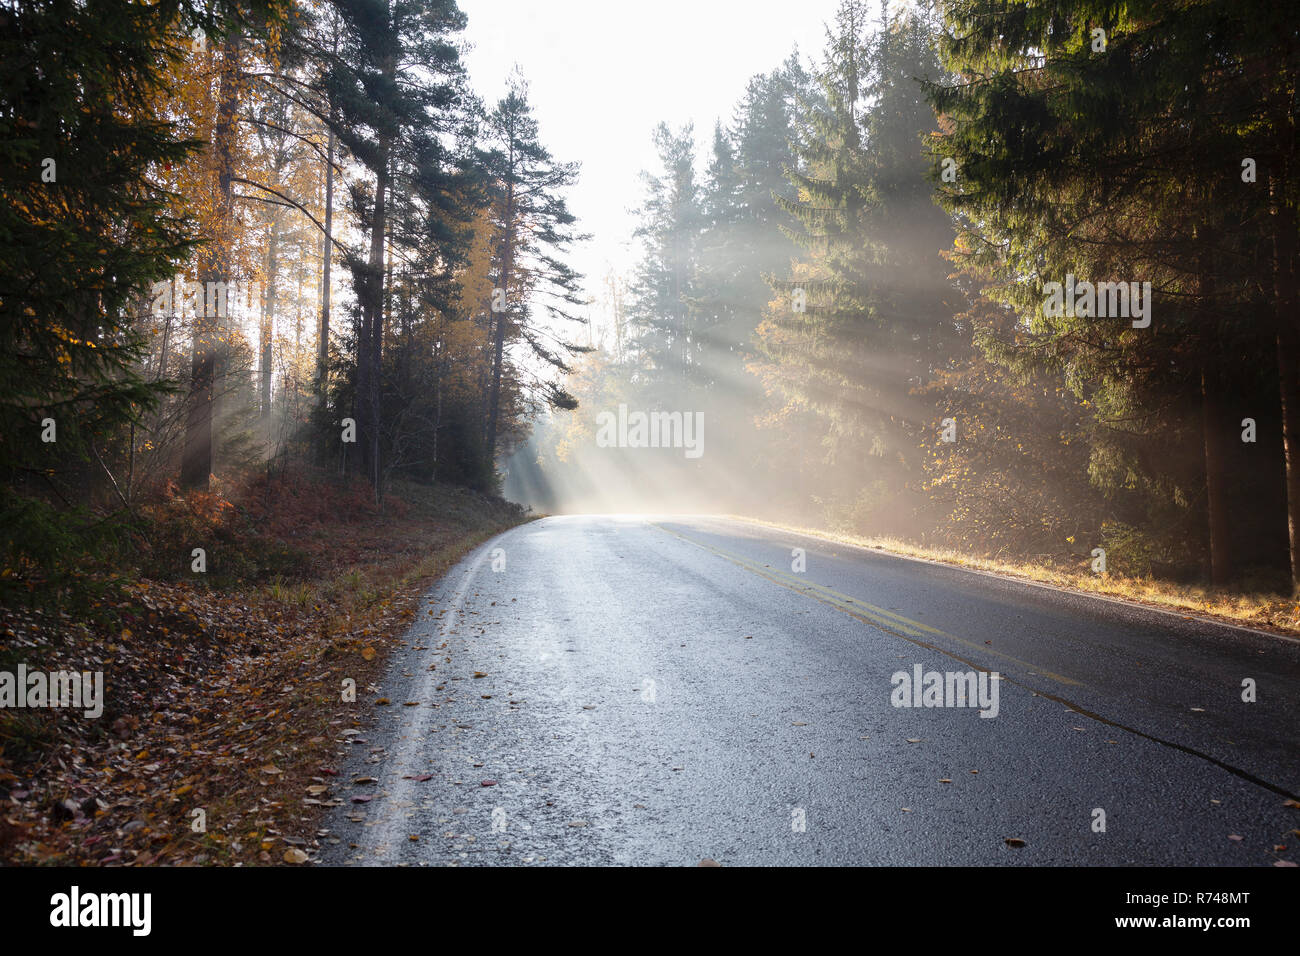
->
[320, 514, 1300, 866]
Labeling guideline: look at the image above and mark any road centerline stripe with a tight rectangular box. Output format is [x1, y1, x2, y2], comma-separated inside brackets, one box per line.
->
[652, 522, 1081, 686]
[650, 520, 1300, 804]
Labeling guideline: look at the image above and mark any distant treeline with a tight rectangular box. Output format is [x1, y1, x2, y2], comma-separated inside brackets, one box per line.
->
[518, 0, 1300, 592]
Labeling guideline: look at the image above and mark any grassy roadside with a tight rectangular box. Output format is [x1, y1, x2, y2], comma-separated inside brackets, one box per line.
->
[732, 516, 1300, 639]
[0, 470, 529, 865]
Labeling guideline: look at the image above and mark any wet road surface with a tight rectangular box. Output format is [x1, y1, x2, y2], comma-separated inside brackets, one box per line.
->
[321, 515, 1300, 866]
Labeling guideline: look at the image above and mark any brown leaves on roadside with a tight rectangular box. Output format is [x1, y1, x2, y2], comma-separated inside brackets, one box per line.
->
[0, 473, 525, 867]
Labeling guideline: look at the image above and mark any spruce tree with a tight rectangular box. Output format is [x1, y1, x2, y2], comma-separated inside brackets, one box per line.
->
[479, 72, 586, 470]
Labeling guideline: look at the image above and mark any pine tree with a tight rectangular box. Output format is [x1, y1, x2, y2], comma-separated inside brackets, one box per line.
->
[479, 72, 586, 472]
[628, 122, 704, 391]
[756, 0, 955, 532]
[0, 0, 201, 563]
[324, 0, 470, 489]
[928, 0, 1296, 585]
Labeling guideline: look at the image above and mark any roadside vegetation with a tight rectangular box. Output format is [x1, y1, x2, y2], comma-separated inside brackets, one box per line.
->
[0, 468, 527, 865]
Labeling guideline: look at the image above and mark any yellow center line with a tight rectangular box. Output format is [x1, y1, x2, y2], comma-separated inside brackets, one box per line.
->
[653, 522, 1082, 687]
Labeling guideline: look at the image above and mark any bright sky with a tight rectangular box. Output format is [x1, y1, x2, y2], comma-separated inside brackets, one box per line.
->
[458, 0, 847, 304]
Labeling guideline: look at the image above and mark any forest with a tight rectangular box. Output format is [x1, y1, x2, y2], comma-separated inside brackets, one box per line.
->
[3, 0, 1299, 870]
[6, 0, 1299, 598]
[516, 0, 1300, 598]
[4, 0, 583, 568]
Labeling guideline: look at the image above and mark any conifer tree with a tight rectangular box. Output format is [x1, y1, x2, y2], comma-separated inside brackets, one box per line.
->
[928, 0, 1295, 584]
[0, 0, 202, 560]
[478, 73, 586, 471]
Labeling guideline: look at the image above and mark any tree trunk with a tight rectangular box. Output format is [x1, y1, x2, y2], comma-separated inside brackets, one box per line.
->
[1198, 227, 1232, 586]
[318, 15, 339, 395]
[318, 125, 335, 392]
[1271, 61, 1300, 592]
[359, 128, 391, 489]
[485, 169, 515, 467]
[1202, 369, 1232, 585]
[260, 216, 280, 420]
[1274, 190, 1300, 592]
[181, 37, 240, 491]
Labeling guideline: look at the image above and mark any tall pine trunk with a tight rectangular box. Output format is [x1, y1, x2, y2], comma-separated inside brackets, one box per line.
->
[260, 216, 280, 420]
[318, 124, 335, 393]
[358, 127, 391, 490]
[317, 16, 339, 396]
[1274, 189, 1300, 592]
[1270, 68, 1300, 592]
[485, 173, 515, 467]
[1202, 369, 1233, 585]
[1199, 227, 1232, 585]
[182, 37, 240, 490]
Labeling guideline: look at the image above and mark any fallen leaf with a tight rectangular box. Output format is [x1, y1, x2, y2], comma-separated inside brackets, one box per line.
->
[283, 848, 309, 864]
[1004, 838, 1026, 848]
